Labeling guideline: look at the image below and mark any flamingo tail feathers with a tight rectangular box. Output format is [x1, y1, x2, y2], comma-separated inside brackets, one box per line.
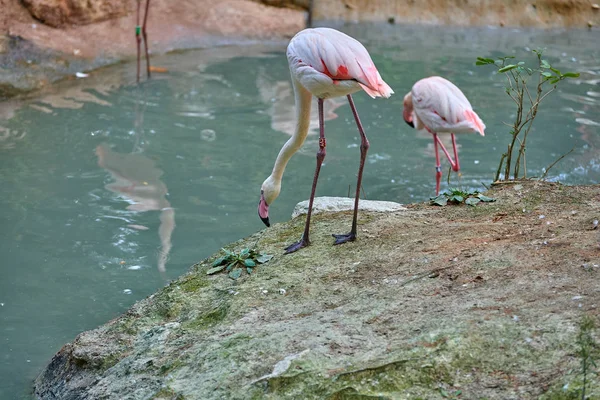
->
[357, 60, 394, 99]
[465, 109, 486, 136]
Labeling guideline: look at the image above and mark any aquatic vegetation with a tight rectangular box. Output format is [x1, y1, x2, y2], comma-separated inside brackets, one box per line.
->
[476, 50, 580, 182]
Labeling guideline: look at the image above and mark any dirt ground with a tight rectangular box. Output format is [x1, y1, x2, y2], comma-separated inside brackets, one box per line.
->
[34, 180, 600, 399]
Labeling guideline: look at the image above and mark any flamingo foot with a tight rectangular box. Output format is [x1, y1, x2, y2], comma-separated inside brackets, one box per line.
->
[284, 237, 310, 254]
[332, 232, 356, 245]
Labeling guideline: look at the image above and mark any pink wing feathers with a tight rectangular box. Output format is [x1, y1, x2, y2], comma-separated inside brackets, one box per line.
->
[287, 28, 393, 99]
[411, 76, 485, 136]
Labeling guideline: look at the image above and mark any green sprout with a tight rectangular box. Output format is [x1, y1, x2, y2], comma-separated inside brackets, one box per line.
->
[207, 247, 273, 280]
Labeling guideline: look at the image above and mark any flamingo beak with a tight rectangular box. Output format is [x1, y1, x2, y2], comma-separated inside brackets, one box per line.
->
[258, 191, 270, 227]
[404, 119, 414, 128]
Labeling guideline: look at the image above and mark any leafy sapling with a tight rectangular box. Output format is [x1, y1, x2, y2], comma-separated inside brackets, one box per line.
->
[476, 50, 580, 182]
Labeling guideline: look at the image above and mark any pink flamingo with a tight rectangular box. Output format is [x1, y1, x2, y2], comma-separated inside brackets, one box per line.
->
[403, 76, 486, 195]
[258, 27, 393, 254]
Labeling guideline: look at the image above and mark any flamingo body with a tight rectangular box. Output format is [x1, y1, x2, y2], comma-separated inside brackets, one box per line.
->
[404, 76, 485, 136]
[287, 28, 393, 100]
[259, 28, 393, 253]
[403, 76, 485, 194]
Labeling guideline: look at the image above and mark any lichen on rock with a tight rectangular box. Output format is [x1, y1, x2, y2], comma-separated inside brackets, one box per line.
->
[34, 184, 600, 399]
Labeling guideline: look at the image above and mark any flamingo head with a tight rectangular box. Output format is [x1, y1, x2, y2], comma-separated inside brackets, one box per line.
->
[402, 93, 414, 128]
[258, 176, 280, 227]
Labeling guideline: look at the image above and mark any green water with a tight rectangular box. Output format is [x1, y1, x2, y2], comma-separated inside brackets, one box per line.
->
[0, 24, 598, 398]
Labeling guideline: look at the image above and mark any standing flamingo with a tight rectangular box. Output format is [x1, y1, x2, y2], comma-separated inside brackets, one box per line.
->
[403, 76, 486, 195]
[258, 27, 393, 254]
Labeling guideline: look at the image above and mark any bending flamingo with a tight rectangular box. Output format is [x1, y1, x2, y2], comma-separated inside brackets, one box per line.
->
[258, 27, 393, 253]
[403, 76, 485, 195]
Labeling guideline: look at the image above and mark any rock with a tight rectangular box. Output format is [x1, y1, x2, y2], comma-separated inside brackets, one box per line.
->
[312, 0, 600, 28]
[33, 182, 600, 399]
[291, 196, 406, 218]
[251, 0, 309, 10]
[21, 0, 131, 28]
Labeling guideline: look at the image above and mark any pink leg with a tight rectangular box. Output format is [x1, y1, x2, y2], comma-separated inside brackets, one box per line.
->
[434, 134, 459, 171]
[284, 98, 326, 253]
[433, 133, 460, 195]
[433, 133, 442, 195]
[451, 133, 460, 172]
[332, 94, 369, 245]
[142, 0, 151, 79]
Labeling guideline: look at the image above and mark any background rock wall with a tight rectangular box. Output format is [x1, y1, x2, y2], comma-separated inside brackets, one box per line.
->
[312, 0, 600, 28]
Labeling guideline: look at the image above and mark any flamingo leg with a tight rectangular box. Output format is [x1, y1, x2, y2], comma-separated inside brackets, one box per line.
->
[451, 133, 460, 172]
[332, 94, 369, 245]
[142, 0, 151, 79]
[434, 134, 460, 172]
[135, 0, 141, 82]
[284, 98, 326, 253]
[433, 133, 443, 195]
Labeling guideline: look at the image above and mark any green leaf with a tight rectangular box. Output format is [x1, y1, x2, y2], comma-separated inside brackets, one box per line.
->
[541, 71, 552, 78]
[498, 64, 518, 73]
[244, 259, 256, 267]
[541, 59, 551, 69]
[256, 254, 274, 264]
[246, 267, 253, 274]
[477, 194, 496, 202]
[476, 57, 495, 65]
[465, 197, 481, 206]
[240, 248, 250, 257]
[206, 264, 227, 275]
[549, 78, 560, 84]
[229, 268, 242, 280]
[226, 261, 237, 272]
[221, 247, 232, 256]
[430, 195, 448, 206]
[550, 67, 561, 74]
[562, 72, 580, 78]
[212, 256, 227, 267]
[449, 195, 464, 203]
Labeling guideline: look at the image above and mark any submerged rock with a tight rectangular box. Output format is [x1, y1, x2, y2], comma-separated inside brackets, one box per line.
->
[34, 182, 600, 399]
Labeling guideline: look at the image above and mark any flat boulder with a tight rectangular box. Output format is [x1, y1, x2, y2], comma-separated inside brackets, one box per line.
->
[291, 196, 406, 218]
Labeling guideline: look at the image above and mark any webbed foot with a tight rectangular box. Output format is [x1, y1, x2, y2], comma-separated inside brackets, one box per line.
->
[284, 237, 310, 254]
[332, 232, 356, 245]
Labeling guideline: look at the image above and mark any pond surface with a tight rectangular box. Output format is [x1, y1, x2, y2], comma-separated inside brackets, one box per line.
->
[1, 24, 599, 399]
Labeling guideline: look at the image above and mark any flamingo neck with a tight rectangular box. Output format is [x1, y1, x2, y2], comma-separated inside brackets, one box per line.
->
[270, 77, 313, 182]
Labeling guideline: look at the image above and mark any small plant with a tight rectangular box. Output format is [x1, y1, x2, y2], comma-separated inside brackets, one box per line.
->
[576, 315, 598, 399]
[207, 248, 273, 280]
[440, 388, 462, 399]
[430, 188, 495, 207]
[476, 50, 580, 182]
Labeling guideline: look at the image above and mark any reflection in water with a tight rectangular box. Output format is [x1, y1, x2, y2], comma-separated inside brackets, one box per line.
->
[256, 67, 345, 155]
[96, 143, 174, 277]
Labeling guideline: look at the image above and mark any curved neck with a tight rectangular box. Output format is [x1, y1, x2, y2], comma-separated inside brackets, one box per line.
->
[270, 77, 313, 181]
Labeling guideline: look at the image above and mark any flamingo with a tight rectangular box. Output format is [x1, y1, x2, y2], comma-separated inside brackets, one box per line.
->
[258, 27, 393, 254]
[403, 76, 486, 195]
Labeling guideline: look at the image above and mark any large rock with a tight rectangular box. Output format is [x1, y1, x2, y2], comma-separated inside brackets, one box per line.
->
[34, 182, 600, 399]
[291, 196, 406, 218]
[21, 0, 131, 27]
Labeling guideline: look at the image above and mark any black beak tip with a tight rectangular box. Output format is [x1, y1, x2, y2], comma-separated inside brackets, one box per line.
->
[261, 216, 270, 227]
[404, 119, 415, 128]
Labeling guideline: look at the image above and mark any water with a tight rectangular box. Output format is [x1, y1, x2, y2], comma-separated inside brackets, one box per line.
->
[1, 24, 599, 398]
